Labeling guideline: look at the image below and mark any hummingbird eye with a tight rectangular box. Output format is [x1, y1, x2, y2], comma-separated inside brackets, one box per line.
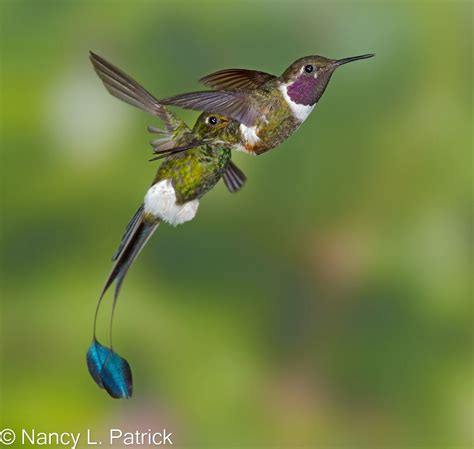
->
[207, 116, 218, 125]
[304, 64, 314, 73]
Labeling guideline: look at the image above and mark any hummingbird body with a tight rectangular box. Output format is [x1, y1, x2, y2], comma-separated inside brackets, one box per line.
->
[154, 146, 231, 203]
[86, 53, 246, 398]
[144, 137, 233, 226]
[159, 54, 374, 155]
[233, 86, 301, 155]
[99, 110, 241, 338]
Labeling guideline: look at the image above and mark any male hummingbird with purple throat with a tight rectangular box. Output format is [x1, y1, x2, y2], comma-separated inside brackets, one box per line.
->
[158, 54, 374, 155]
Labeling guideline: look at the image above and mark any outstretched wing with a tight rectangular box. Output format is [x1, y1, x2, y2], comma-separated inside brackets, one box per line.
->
[159, 91, 263, 128]
[222, 161, 247, 193]
[199, 68, 277, 90]
[90, 51, 186, 135]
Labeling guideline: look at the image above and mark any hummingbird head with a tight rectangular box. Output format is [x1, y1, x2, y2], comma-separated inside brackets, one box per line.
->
[192, 113, 241, 146]
[281, 54, 374, 106]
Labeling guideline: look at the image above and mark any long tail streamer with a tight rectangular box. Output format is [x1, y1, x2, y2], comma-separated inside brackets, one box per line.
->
[86, 208, 159, 398]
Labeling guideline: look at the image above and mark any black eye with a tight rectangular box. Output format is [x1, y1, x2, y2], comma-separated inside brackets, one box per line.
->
[208, 116, 218, 125]
[304, 64, 314, 73]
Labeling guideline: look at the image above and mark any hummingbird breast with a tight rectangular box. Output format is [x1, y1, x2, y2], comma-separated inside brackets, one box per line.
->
[145, 146, 231, 226]
[239, 124, 261, 153]
[143, 179, 199, 227]
[234, 87, 306, 155]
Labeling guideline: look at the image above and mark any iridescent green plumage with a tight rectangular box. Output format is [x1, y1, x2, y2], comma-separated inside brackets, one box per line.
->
[155, 145, 231, 203]
[153, 113, 241, 203]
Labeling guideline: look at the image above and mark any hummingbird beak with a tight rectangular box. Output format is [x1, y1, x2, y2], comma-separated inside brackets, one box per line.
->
[333, 53, 375, 67]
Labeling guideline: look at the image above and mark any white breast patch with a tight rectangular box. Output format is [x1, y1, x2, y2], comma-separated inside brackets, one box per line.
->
[278, 83, 315, 122]
[144, 179, 199, 226]
[233, 143, 257, 155]
[239, 124, 260, 145]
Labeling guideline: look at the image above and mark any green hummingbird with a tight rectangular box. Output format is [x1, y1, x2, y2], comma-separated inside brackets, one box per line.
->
[87, 53, 247, 398]
[157, 53, 374, 155]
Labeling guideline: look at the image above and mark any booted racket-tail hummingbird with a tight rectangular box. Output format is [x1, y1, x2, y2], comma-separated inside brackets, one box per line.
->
[86, 53, 247, 398]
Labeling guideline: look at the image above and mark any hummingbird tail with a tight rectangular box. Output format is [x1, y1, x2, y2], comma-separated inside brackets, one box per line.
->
[86, 338, 133, 399]
[101, 209, 160, 302]
[88, 208, 159, 398]
[222, 160, 247, 193]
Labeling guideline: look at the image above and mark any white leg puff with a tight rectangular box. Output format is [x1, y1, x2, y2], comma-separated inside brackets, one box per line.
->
[144, 179, 199, 226]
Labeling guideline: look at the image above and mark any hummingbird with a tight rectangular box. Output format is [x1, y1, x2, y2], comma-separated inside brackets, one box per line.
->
[157, 53, 374, 155]
[86, 53, 247, 398]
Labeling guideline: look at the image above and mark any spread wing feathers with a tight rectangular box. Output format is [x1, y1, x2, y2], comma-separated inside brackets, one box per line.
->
[223, 161, 247, 193]
[89, 51, 185, 134]
[148, 126, 197, 155]
[199, 68, 277, 90]
[159, 91, 262, 128]
[150, 137, 180, 154]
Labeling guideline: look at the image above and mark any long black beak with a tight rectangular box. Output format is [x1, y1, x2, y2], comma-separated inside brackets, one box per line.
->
[334, 54, 375, 67]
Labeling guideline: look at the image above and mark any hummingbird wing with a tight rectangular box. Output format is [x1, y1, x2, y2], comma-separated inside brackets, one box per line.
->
[90, 51, 187, 135]
[199, 68, 277, 90]
[222, 161, 247, 193]
[148, 134, 199, 154]
[159, 91, 262, 128]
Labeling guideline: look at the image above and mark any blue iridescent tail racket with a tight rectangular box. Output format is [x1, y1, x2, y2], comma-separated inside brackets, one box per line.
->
[86, 205, 158, 399]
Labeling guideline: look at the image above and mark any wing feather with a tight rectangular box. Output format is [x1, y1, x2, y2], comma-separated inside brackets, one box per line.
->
[200, 68, 276, 90]
[90, 52, 185, 134]
[159, 91, 262, 127]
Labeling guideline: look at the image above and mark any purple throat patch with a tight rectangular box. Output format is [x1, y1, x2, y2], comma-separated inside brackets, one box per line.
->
[286, 75, 318, 106]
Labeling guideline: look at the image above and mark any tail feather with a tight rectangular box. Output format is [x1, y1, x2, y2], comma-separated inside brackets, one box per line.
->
[112, 205, 143, 261]
[86, 338, 133, 399]
[102, 213, 160, 345]
[88, 209, 159, 399]
[101, 213, 160, 301]
[222, 160, 247, 193]
[93, 209, 160, 341]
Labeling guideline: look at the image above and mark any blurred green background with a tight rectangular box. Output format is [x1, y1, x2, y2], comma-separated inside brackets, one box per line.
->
[1, 0, 472, 448]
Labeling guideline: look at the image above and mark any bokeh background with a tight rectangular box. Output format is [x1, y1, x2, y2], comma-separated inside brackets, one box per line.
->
[1, 1, 472, 448]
